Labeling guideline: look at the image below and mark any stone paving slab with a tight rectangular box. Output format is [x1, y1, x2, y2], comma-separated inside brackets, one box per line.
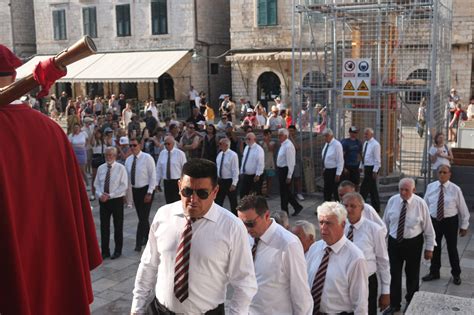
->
[406, 291, 474, 315]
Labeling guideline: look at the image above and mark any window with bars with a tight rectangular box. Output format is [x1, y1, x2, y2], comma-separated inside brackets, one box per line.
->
[116, 4, 131, 37]
[257, 0, 277, 26]
[151, 0, 167, 35]
[83, 7, 97, 38]
[53, 10, 67, 40]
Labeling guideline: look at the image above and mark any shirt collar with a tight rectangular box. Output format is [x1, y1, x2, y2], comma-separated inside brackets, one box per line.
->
[259, 219, 277, 244]
[438, 180, 450, 188]
[325, 235, 347, 254]
[134, 151, 142, 159]
[350, 216, 365, 230]
[171, 202, 219, 223]
[400, 194, 414, 205]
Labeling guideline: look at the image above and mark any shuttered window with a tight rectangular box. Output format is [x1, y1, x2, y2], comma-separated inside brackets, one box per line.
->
[257, 0, 277, 26]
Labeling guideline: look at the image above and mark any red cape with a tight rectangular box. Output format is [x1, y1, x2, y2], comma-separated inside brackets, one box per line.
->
[0, 104, 102, 315]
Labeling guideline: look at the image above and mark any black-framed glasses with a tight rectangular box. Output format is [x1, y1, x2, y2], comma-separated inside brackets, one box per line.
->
[129, 144, 138, 147]
[180, 187, 211, 199]
[242, 217, 260, 228]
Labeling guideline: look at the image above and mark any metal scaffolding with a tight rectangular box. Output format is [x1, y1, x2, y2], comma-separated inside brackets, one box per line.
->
[292, 0, 453, 189]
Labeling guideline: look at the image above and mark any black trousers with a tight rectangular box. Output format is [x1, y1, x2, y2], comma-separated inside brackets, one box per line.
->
[342, 164, 360, 186]
[430, 215, 461, 277]
[215, 178, 238, 215]
[147, 297, 224, 315]
[360, 166, 380, 212]
[189, 100, 196, 113]
[163, 179, 180, 204]
[239, 174, 262, 198]
[388, 234, 424, 308]
[368, 273, 378, 315]
[323, 168, 339, 201]
[277, 166, 302, 214]
[99, 197, 124, 255]
[132, 186, 154, 248]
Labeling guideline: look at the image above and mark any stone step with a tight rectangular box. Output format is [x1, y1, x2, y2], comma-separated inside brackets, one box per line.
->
[378, 182, 400, 193]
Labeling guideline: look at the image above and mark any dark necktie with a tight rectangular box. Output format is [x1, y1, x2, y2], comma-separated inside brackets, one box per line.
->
[347, 225, 354, 241]
[166, 150, 171, 180]
[242, 146, 251, 174]
[174, 217, 198, 302]
[131, 155, 137, 186]
[311, 247, 332, 314]
[397, 200, 408, 242]
[362, 141, 368, 165]
[252, 237, 260, 261]
[322, 143, 329, 169]
[437, 184, 444, 221]
[104, 164, 112, 194]
[219, 152, 225, 178]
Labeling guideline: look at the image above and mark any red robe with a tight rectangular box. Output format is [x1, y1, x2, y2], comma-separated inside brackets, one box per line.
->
[0, 103, 102, 315]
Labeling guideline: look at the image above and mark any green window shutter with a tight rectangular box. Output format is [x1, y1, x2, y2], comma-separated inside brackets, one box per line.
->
[268, 0, 277, 25]
[258, 0, 268, 26]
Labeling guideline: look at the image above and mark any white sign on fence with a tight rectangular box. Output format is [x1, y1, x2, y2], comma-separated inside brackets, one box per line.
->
[342, 58, 371, 99]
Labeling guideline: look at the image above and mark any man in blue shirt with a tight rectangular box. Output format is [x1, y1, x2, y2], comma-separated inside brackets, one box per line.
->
[340, 126, 362, 188]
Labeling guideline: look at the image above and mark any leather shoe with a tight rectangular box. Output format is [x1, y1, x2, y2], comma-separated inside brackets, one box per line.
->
[382, 306, 400, 315]
[422, 273, 440, 281]
[453, 276, 461, 285]
[111, 253, 121, 260]
[101, 252, 110, 259]
[134, 246, 142, 252]
[292, 207, 303, 216]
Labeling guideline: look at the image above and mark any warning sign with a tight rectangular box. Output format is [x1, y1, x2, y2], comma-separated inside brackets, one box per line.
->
[342, 58, 371, 99]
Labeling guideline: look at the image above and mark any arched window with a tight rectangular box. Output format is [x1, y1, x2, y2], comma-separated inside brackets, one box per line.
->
[303, 71, 329, 106]
[154, 73, 175, 102]
[257, 71, 281, 111]
[405, 69, 430, 104]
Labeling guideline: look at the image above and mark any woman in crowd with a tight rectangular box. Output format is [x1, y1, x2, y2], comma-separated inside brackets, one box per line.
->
[90, 127, 105, 201]
[67, 107, 80, 135]
[204, 102, 215, 124]
[261, 129, 276, 197]
[69, 123, 89, 187]
[449, 103, 466, 142]
[255, 102, 267, 128]
[201, 124, 218, 162]
[94, 97, 103, 116]
[122, 102, 133, 128]
[429, 132, 453, 179]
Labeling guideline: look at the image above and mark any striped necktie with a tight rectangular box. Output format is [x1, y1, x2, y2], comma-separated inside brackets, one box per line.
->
[104, 164, 112, 194]
[362, 141, 368, 164]
[311, 247, 332, 314]
[396, 200, 408, 242]
[174, 217, 198, 302]
[322, 143, 329, 169]
[166, 150, 171, 180]
[242, 146, 251, 174]
[437, 184, 444, 221]
[252, 237, 260, 261]
[131, 155, 137, 186]
[219, 152, 225, 178]
[347, 225, 354, 241]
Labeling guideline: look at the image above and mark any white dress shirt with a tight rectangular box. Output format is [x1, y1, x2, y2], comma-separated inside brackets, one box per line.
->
[306, 237, 368, 314]
[361, 137, 381, 172]
[256, 114, 267, 127]
[131, 202, 257, 314]
[321, 138, 344, 175]
[93, 162, 128, 199]
[125, 151, 157, 194]
[428, 145, 450, 171]
[344, 217, 391, 294]
[266, 115, 284, 130]
[156, 147, 187, 183]
[241, 143, 265, 176]
[250, 220, 313, 315]
[424, 180, 470, 230]
[277, 139, 296, 178]
[383, 194, 436, 250]
[363, 203, 387, 233]
[216, 149, 239, 186]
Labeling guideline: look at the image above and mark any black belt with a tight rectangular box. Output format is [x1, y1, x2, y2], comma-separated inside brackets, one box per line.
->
[163, 179, 179, 181]
[148, 298, 224, 315]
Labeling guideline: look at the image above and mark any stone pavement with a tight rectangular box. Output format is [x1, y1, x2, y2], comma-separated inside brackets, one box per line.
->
[88, 191, 474, 314]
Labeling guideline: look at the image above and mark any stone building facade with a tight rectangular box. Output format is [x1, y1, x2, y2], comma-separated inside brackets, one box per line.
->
[0, 0, 36, 58]
[31, 0, 230, 108]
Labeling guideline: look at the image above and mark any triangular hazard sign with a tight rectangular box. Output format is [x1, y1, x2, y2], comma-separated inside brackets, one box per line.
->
[343, 80, 355, 91]
[357, 80, 369, 91]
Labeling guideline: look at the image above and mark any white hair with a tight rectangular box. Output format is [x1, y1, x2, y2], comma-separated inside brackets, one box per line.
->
[278, 128, 289, 137]
[399, 177, 415, 189]
[105, 146, 117, 155]
[294, 220, 316, 239]
[271, 210, 289, 228]
[342, 192, 365, 208]
[317, 202, 347, 224]
[322, 128, 333, 136]
[364, 127, 374, 134]
[219, 137, 230, 146]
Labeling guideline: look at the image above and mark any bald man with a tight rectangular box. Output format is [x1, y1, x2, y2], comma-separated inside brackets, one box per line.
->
[240, 132, 265, 197]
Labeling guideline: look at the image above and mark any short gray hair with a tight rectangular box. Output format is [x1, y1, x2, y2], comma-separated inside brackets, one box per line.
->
[364, 127, 374, 134]
[105, 146, 117, 155]
[271, 210, 289, 228]
[317, 201, 347, 224]
[219, 137, 230, 146]
[322, 128, 333, 136]
[399, 177, 415, 189]
[278, 128, 289, 137]
[342, 192, 364, 208]
[294, 220, 316, 239]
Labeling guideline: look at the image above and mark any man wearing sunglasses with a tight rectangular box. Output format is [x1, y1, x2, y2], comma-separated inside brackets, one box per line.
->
[156, 136, 187, 204]
[240, 132, 265, 198]
[215, 137, 239, 214]
[125, 138, 157, 252]
[237, 195, 313, 314]
[132, 159, 257, 315]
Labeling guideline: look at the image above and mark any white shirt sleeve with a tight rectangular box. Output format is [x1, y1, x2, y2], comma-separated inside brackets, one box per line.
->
[456, 186, 470, 230]
[156, 151, 164, 185]
[373, 141, 381, 172]
[146, 155, 157, 194]
[94, 165, 104, 198]
[349, 257, 369, 314]
[336, 141, 345, 176]
[256, 146, 265, 176]
[421, 199, 436, 251]
[286, 241, 313, 315]
[286, 142, 296, 179]
[373, 226, 391, 294]
[231, 153, 240, 186]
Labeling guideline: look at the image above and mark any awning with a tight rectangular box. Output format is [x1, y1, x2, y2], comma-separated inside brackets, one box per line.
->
[15, 50, 189, 83]
[226, 51, 324, 62]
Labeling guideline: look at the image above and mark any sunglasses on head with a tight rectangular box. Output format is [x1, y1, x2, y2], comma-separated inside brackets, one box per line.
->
[180, 187, 211, 199]
[129, 144, 138, 147]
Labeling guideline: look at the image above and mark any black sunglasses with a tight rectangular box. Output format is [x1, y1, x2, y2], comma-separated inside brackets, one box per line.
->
[242, 217, 259, 228]
[129, 144, 138, 147]
[180, 187, 211, 199]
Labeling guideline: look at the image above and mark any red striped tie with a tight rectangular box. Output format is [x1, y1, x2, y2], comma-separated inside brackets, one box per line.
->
[252, 237, 260, 261]
[311, 247, 332, 314]
[104, 164, 111, 194]
[174, 217, 197, 302]
[437, 184, 444, 221]
[347, 225, 354, 241]
[396, 200, 408, 242]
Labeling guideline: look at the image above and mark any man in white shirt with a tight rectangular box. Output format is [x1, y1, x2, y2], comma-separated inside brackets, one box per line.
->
[306, 202, 368, 314]
[240, 132, 265, 197]
[156, 136, 187, 204]
[360, 127, 381, 212]
[276, 128, 303, 216]
[321, 128, 344, 201]
[291, 220, 316, 255]
[125, 138, 157, 252]
[94, 147, 128, 260]
[131, 159, 257, 315]
[215, 138, 239, 214]
[422, 165, 470, 285]
[382, 178, 436, 315]
[189, 85, 199, 112]
[237, 195, 313, 315]
[266, 105, 285, 131]
[338, 180, 386, 232]
[342, 192, 391, 315]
